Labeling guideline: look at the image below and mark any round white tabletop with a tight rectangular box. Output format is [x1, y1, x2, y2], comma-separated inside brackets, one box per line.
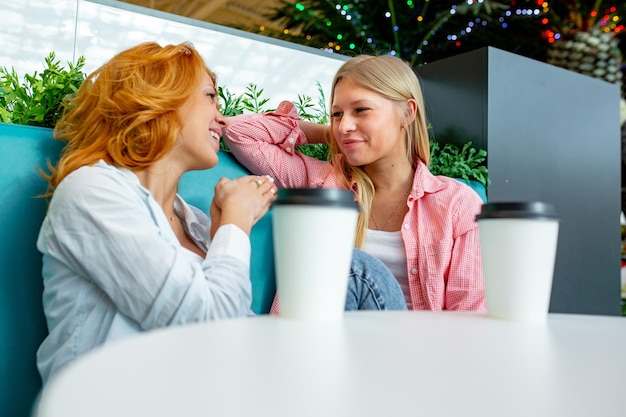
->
[34, 311, 626, 417]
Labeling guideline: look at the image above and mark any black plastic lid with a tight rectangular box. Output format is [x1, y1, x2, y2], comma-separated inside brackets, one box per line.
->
[272, 188, 359, 211]
[476, 201, 558, 220]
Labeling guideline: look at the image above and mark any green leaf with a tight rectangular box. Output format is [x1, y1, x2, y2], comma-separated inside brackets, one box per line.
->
[0, 52, 86, 127]
[296, 143, 329, 161]
[429, 139, 490, 188]
[218, 86, 244, 117]
[241, 84, 273, 114]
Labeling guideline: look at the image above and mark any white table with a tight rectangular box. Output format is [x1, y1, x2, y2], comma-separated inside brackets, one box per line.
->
[34, 311, 626, 417]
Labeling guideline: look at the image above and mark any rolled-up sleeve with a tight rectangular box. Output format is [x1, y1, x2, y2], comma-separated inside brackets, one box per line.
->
[224, 101, 337, 188]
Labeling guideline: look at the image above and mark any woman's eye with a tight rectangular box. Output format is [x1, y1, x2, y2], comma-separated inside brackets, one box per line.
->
[331, 112, 343, 119]
[207, 93, 216, 100]
[355, 107, 369, 113]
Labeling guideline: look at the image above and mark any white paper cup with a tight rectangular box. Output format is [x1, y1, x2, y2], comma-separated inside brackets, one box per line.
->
[476, 202, 559, 322]
[272, 188, 359, 320]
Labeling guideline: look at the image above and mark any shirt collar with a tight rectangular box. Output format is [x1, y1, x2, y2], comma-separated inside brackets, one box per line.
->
[410, 159, 448, 200]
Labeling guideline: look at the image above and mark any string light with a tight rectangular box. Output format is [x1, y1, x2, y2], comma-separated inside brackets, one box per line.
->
[540, 1, 623, 41]
[278, 1, 623, 63]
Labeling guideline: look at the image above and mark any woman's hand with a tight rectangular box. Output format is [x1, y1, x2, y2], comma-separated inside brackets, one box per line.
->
[210, 175, 277, 236]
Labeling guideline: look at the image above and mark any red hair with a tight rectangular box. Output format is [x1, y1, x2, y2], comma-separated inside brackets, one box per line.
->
[47, 42, 215, 193]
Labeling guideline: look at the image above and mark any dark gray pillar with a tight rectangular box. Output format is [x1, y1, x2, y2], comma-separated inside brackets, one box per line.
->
[417, 47, 622, 316]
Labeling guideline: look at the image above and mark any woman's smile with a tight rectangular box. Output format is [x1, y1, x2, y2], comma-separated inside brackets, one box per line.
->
[341, 138, 365, 150]
[209, 130, 221, 151]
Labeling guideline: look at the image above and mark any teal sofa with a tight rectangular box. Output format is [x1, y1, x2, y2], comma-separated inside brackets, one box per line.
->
[0, 122, 486, 417]
[1, 124, 61, 417]
[0, 123, 276, 417]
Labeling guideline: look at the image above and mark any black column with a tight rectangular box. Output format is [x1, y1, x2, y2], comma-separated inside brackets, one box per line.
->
[416, 47, 622, 316]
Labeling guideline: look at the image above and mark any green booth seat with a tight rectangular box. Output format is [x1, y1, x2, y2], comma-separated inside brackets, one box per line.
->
[0, 123, 277, 417]
[456, 178, 488, 204]
[0, 123, 62, 417]
[0, 121, 485, 417]
[178, 151, 277, 315]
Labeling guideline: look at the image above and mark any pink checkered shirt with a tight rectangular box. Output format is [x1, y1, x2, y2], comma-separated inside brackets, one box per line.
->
[225, 101, 485, 311]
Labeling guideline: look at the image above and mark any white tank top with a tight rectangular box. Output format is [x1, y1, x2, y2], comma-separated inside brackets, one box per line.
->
[363, 229, 411, 309]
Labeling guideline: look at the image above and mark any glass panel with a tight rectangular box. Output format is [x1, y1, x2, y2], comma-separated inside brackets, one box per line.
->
[0, 0, 78, 74]
[0, 0, 346, 109]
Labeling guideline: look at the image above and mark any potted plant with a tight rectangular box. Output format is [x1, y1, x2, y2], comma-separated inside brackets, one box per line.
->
[0, 52, 86, 127]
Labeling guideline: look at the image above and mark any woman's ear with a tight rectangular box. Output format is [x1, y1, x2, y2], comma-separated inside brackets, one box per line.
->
[405, 99, 418, 123]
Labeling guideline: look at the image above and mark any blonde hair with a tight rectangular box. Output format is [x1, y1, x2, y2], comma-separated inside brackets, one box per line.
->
[46, 42, 214, 194]
[328, 55, 430, 247]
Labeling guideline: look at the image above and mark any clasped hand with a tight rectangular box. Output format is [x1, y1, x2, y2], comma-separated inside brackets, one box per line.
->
[210, 175, 277, 236]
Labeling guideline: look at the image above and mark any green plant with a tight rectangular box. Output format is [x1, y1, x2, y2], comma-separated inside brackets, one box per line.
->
[219, 81, 328, 124]
[218, 82, 490, 187]
[239, 84, 272, 114]
[429, 140, 490, 188]
[1, 51, 488, 187]
[218, 85, 244, 117]
[0, 52, 86, 128]
[294, 81, 328, 125]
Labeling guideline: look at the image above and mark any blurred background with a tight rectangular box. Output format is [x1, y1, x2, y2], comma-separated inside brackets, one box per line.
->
[121, 1, 625, 94]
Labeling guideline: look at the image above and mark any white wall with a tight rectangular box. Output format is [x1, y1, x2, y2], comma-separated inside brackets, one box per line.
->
[0, 0, 347, 109]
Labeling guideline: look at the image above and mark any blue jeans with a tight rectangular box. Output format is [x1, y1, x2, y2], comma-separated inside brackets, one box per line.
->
[345, 248, 407, 311]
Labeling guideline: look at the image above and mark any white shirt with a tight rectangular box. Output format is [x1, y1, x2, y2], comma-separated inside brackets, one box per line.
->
[36, 161, 253, 384]
[364, 229, 411, 309]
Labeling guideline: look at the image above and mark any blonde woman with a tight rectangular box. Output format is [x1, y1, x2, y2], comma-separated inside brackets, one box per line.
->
[225, 54, 485, 312]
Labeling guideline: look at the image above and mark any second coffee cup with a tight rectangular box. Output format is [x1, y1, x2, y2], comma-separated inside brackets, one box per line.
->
[271, 188, 359, 320]
[476, 201, 560, 322]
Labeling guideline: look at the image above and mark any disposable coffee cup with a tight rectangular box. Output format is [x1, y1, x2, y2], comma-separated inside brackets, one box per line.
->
[272, 188, 359, 320]
[476, 202, 559, 322]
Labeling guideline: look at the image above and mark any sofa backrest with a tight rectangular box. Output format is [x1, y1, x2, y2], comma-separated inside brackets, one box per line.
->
[0, 123, 277, 417]
[0, 123, 61, 417]
[178, 153, 277, 314]
[0, 122, 485, 417]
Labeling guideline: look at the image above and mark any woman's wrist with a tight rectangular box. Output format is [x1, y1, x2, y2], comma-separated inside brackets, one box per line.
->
[218, 203, 254, 236]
